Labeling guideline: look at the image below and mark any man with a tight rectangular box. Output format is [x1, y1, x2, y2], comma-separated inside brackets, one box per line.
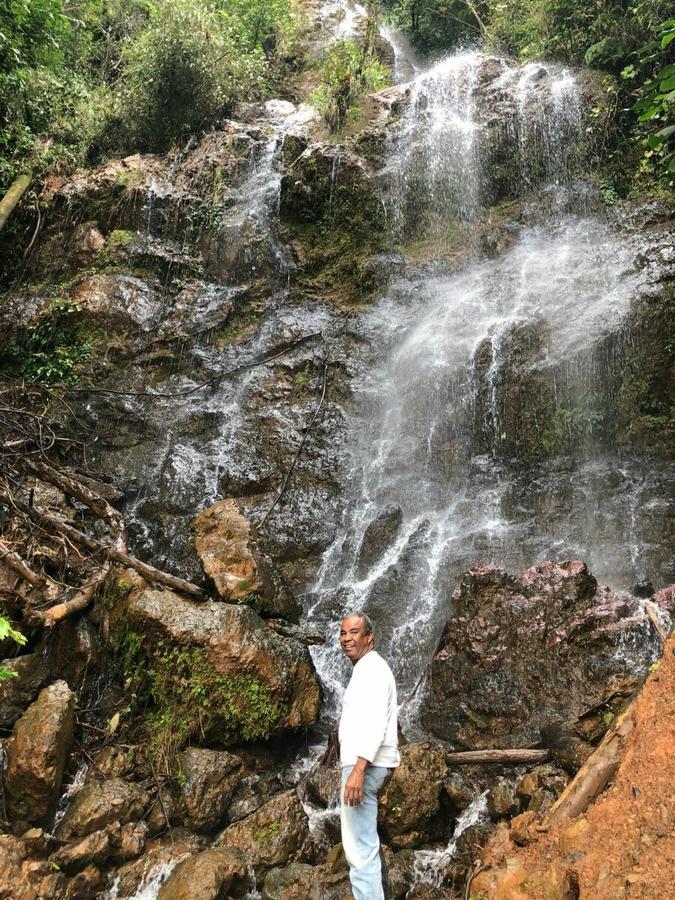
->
[338, 612, 400, 900]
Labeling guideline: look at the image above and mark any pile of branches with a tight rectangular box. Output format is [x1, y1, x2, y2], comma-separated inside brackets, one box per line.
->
[0, 377, 208, 634]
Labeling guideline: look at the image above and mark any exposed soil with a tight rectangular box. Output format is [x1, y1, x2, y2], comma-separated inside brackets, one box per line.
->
[500, 633, 675, 899]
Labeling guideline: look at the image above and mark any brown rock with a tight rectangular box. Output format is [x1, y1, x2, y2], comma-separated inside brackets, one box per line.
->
[509, 811, 539, 846]
[217, 790, 309, 878]
[0, 833, 67, 899]
[157, 847, 250, 900]
[179, 747, 243, 832]
[0, 653, 50, 731]
[560, 817, 590, 856]
[4, 680, 75, 825]
[261, 862, 315, 900]
[111, 846, 193, 898]
[191, 499, 300, 621]
[56, 778, 149, 839]
[114, 584, 320, 744]
[378, 743, 448, 849]
[49, 829, 113, 874]
[62, 865, 105, 900]
[116, 822, 148, 861]
[488, 780, 520, 820]
[515, 771, 539, 801]
[424, 561, 656, 748]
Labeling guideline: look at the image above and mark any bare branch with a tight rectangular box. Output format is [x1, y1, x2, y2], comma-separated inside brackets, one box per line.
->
[32, 562, 111, 628]
[0, 491, 208, 601]
[0, 538, 59, 599]
[23, 459, 126, 551]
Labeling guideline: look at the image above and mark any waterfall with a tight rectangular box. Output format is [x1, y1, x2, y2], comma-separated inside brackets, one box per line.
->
[306, 52, 672, 722]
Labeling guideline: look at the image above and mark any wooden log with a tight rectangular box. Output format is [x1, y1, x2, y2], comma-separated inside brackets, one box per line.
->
[0, 173, 31, 231]
[545, 700, 636, 824]
[0, 492, 208, 602]
[24, 460, 127, 551]
[34, 562, 111, 628]
[446, 749, 551, 765]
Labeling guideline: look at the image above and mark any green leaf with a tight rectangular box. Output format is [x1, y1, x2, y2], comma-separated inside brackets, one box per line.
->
[662, 32, 675, 48]
[659, 74, 675, 92]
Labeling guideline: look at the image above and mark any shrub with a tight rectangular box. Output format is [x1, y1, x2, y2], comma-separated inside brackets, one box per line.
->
[116, 0, 266, 152]
[312, 38, 389, 131]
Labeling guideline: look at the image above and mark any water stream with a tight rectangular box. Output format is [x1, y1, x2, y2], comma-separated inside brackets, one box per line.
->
[305, 51, 673, 722]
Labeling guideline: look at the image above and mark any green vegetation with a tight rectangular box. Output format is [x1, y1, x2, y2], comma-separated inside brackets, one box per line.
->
[111, 620, 287, 773]
[0, 0, 303, 189]
[312, 35, 389, 132]
[253, 821, 281, 841]
[3, 298, 92, 383]
[0, 611, 27, 680]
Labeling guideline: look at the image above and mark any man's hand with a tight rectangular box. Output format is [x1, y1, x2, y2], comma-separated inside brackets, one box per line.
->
[344, 758, 368, 806]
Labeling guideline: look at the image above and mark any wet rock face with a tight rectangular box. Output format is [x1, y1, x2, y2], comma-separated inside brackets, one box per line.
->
[4, 680, 75, 825]
[355, 504, 403, 578]
[56, 778, 149, 840]
[179, 748, 243, 833]
[111, 579, 321, 744]
[156, 848, 251, 900]
[191, 499, 301, 622]
[423, 560, 664, 749]
[378, 743, 449, 849]
[216, 789, 309, 879]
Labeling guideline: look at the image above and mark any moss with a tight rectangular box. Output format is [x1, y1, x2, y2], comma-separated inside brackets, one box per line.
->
[615, 286, 675, 458]
[215, 310, 262, 349]
[147, 644, 287, 769]
[112, 627, 288, 773]
[253, 821, 281, 842]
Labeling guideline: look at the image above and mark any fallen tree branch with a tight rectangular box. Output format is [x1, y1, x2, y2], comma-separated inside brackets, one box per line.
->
[23, 459, 126, 551]
[446, 749, 551, 766]
[545, 699, 636, 824]
[0, 173, 31, 232]
[32, 561, 111, 628]
[0, 538, 59, 599]
[0, 492, 208, 602]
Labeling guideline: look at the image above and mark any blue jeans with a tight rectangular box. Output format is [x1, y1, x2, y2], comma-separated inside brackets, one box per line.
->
[340, 765, 391, 900]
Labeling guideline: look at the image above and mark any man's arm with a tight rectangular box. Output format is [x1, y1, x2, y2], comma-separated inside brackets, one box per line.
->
[343, 756, 369, 806]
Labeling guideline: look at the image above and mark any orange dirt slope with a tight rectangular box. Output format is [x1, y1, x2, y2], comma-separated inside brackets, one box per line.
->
[472, 633, 675, 899]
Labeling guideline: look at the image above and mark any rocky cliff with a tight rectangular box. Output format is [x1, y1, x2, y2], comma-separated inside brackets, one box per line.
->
[0, 1, 673, 897]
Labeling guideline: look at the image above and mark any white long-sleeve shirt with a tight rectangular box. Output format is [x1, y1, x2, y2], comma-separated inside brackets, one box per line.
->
[338, 650, 400, 768]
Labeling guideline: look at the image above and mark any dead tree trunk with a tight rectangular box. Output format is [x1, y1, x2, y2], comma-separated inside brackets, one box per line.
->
[545, 701, 636, 824]
[446, 749, 551, 765]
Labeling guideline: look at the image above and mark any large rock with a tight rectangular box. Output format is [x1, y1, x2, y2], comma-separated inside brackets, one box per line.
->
[111, 579, 320, 745]
[157, 848, 250, 900]
[0, 652, 49, 731]
[56, 778, 149, 840]
[423, 561, 664, 749]
[378, 743, 449, 849]
[217, 790, 309, 878]
[191, 499, 301, 622]
[0, 833, 66, 899]
[4, 680, 75, 825]
[179, 748, 243, 832]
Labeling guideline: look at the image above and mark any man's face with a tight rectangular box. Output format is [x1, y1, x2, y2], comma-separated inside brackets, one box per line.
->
[339, 615, 373, 663]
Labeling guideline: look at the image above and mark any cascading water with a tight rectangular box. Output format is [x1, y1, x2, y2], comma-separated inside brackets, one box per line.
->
[306, 52, 673, 725]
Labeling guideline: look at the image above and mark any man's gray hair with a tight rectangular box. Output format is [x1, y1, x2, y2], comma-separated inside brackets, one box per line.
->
[345, 610, 373, 634]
